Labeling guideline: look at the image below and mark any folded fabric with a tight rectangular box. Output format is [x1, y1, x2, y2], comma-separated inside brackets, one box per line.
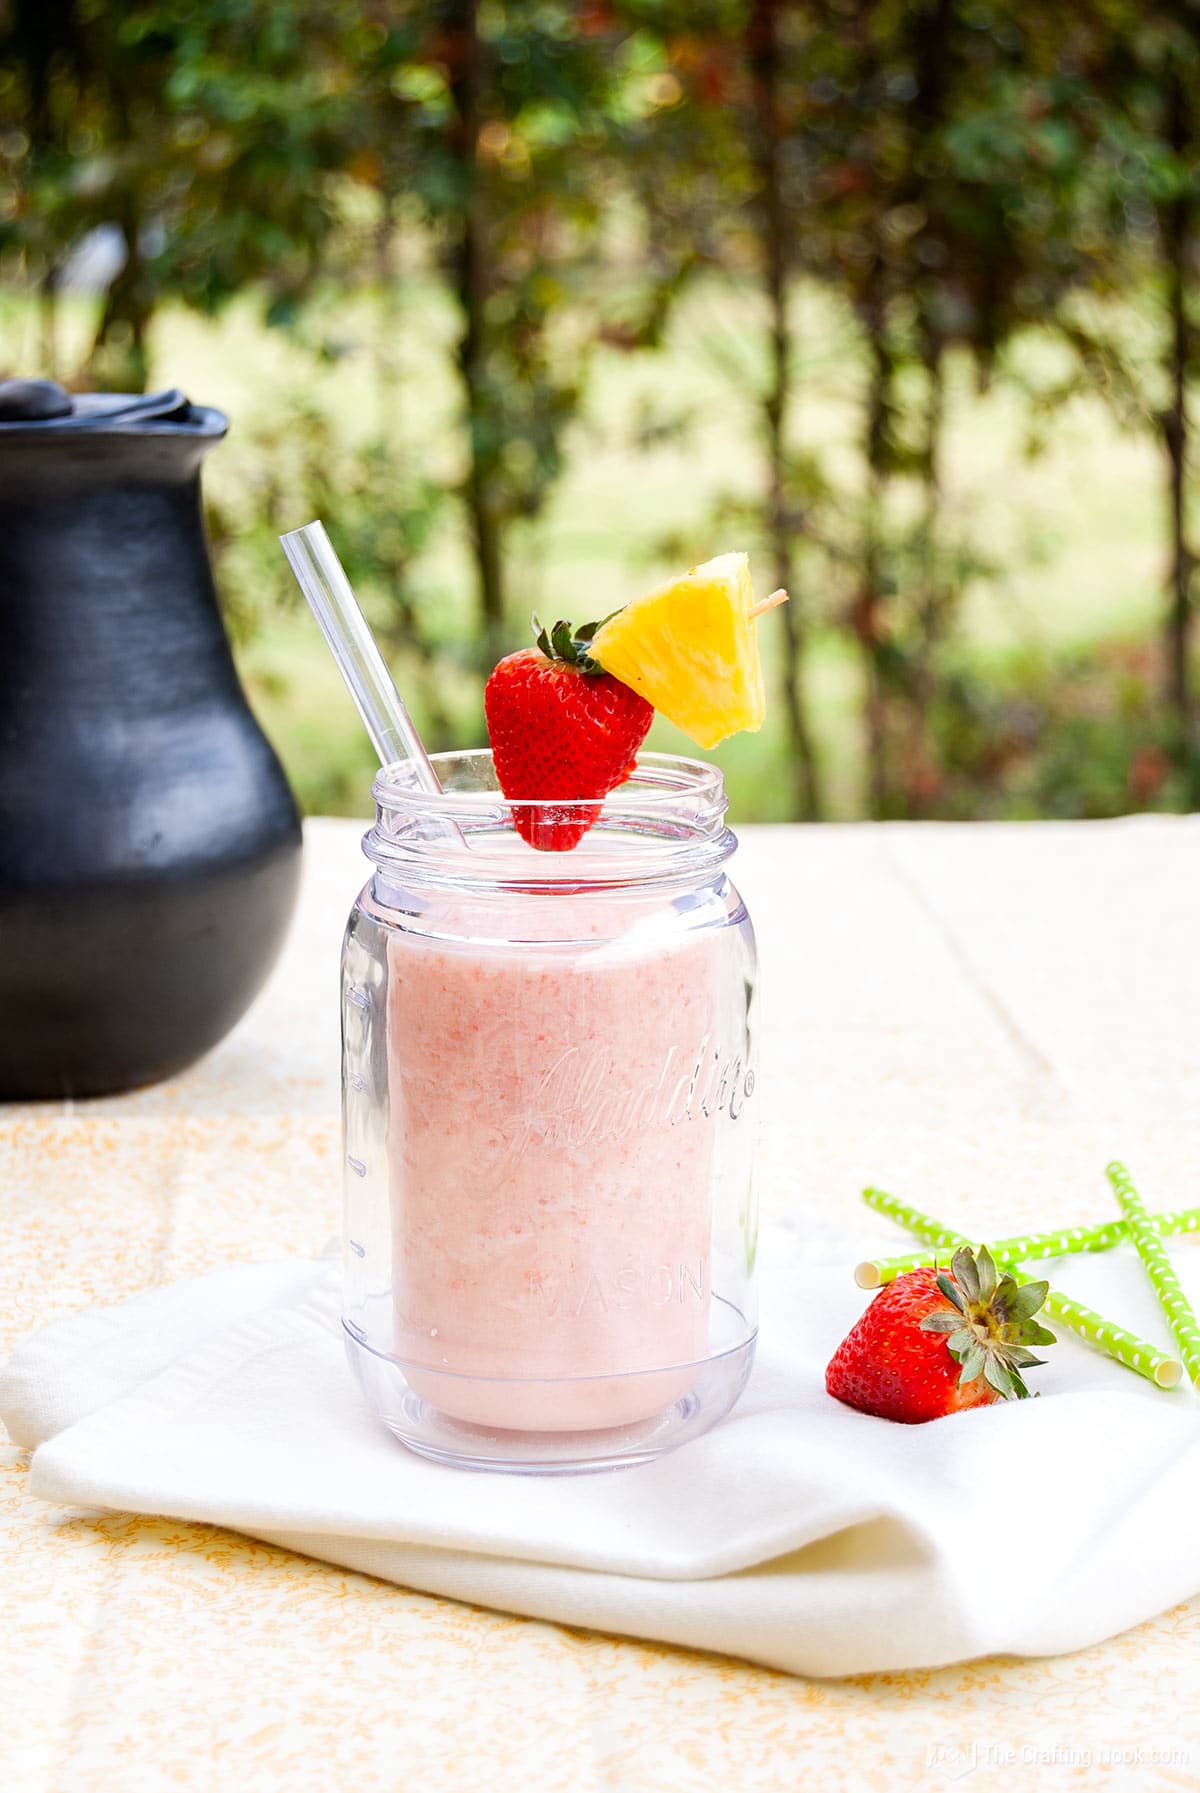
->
[4, 1239, 1200, 1679]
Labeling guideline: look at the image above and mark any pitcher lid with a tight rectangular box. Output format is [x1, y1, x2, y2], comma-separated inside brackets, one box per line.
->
[0, 380, 226, 437]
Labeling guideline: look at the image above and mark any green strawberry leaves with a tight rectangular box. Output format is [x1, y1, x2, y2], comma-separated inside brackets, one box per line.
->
[1007, 1281, 1052, 1321]
[935, 1271, 966, 1311]
[531, 610, 619, 676]
[918, 1244, 1057, 1401]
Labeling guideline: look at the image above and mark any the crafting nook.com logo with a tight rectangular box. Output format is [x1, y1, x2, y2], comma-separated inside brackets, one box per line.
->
[927, 1741, 1191, 1780]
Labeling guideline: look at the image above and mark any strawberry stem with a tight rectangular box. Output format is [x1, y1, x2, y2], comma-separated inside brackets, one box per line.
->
[531, 609, 618, 676]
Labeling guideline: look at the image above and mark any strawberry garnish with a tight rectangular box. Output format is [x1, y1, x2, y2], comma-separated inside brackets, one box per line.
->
[826, 1245, 1055, 1423]
[484, 615, 653, 852]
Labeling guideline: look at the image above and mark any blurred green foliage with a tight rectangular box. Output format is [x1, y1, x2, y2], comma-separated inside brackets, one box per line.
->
[1, 0, 1198, 820]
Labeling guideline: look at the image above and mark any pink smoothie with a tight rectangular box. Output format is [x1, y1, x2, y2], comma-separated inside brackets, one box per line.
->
[385, 896, 722, 1430]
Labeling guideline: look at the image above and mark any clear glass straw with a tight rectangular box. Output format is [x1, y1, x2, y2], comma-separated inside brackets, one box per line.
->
[279, 519, 445, 791]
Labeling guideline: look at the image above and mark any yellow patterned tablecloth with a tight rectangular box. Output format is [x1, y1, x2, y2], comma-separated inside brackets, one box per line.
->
[3, 817, 1200, 1792]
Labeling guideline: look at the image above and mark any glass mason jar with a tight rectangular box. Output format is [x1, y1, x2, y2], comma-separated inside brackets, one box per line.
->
[341, 750, 759, 1473]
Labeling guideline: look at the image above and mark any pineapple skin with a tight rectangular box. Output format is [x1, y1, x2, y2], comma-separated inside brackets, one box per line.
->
[592, 552, 766, 750]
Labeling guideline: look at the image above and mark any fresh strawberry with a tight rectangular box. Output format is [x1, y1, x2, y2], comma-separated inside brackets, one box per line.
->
[485, 615, 653, 851]
[826, 1245, 1055, 1423]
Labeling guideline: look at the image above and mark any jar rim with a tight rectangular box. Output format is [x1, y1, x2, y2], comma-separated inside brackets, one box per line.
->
[364, 749, 736, 893]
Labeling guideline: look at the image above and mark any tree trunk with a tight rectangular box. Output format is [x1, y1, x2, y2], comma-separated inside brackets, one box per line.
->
[1162, 66, 1194, 794]
[907, 335, 945, 814]
[87, 209, 152, 392]
[902, 0, 954, 816]
[446, 0, 506, 673]
[911, 337, 939, 727]
[374, 190, 455, 749]
[748, 0, 822, 820]
[85, 81, 152, 394]
[39, 266, 58, 378]
[920, 340, 944, 654]
[857, 300, 891, 821]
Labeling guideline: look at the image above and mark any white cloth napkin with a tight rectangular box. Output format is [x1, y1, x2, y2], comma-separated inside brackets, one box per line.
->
[4, 1238, 1200, 1678]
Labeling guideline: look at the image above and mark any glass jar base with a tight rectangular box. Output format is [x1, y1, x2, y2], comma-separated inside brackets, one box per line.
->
[344, 1327, 757, 1475]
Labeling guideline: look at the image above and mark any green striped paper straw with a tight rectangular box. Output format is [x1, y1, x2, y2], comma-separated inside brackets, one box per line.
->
[862, 1186, 1183, 1389]
[1107, 1162, 1200, 1391]
[855, 1205, 1200, 1289]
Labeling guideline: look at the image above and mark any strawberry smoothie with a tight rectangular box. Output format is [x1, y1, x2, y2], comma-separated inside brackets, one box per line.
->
[385, 894, 725, 1430]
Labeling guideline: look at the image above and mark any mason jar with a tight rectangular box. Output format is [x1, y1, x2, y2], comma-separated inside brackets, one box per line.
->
[341, 749, 759, 1473]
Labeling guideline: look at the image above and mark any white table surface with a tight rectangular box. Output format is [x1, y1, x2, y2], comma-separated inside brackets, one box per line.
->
[4, 816, 1200, 1791]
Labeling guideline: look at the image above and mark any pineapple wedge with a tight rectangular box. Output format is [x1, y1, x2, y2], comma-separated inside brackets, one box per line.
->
[591, 552, 772, 749]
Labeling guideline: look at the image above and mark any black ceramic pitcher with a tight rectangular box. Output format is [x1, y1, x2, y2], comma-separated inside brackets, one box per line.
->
[0, 381, 302, 1099]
